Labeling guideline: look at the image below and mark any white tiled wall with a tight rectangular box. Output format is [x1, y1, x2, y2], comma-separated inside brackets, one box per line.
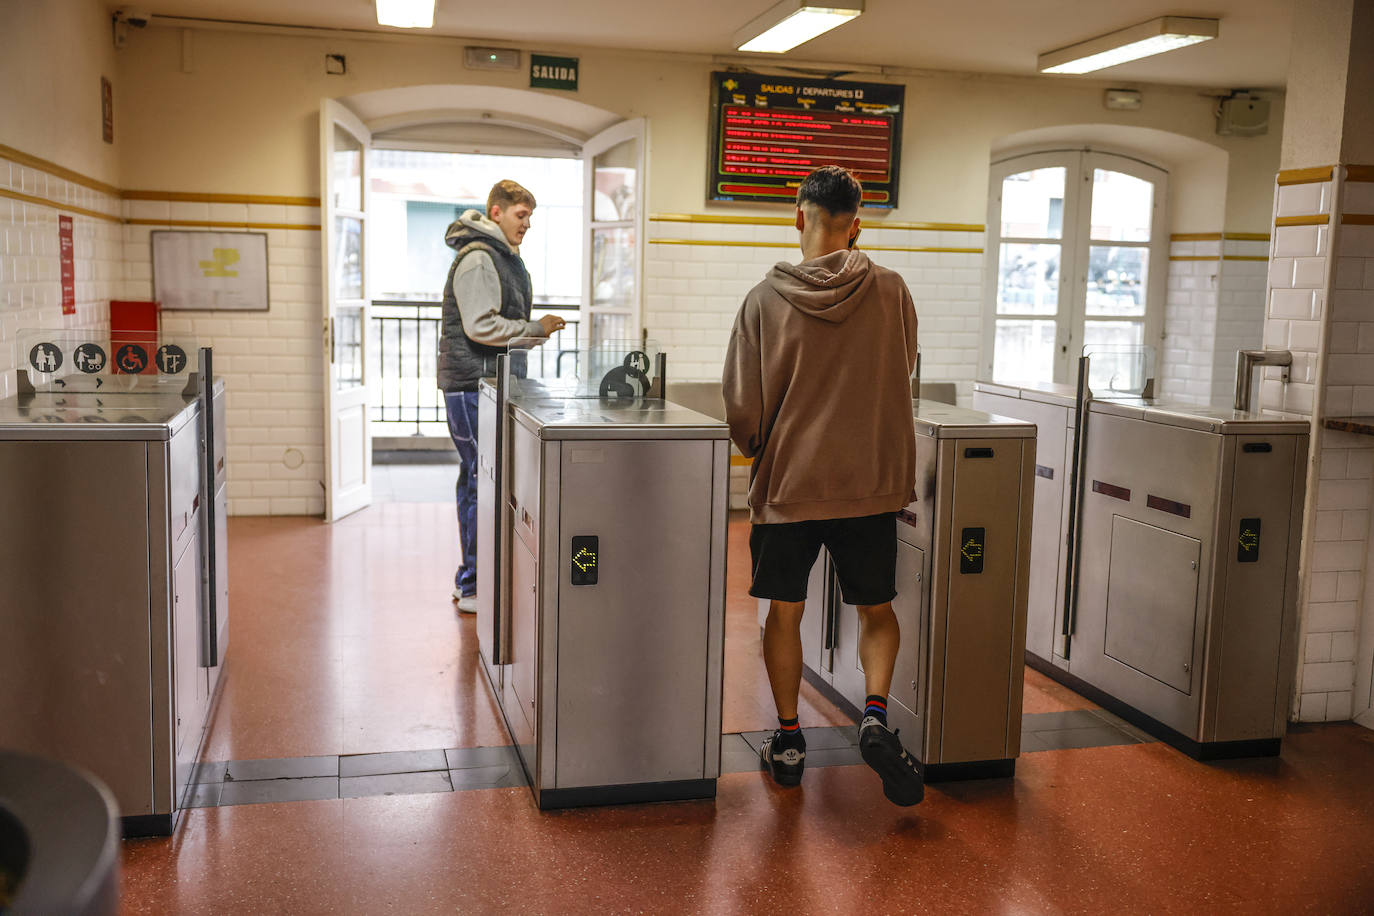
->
[1261, 182, 1332, 417]
[120, 201, 326, 517]
[644, 219, 985, 400]
[1275, 170, 1374, 723]
[0, 155, 123, 400]
[1160, 241, 1220, 404]
[1212, 242, 1270, 406]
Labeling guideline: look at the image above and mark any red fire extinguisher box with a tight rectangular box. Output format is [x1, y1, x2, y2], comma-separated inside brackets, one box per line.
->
[110, 299, 159, 375]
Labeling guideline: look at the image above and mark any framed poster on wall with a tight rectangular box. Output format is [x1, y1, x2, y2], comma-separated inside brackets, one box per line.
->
[152, 230, 270, 311]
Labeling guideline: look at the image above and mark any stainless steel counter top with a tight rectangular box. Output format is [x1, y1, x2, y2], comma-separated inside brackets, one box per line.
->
[1089, 398, 1310, 434]
[0, 391, 202, 441]
[973, 379, 1078, 409]
[509, 393, 729, 441]
[914, 399, 1036, 439]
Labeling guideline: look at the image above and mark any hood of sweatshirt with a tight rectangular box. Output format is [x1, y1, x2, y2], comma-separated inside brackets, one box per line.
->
[444, 209, 515, 255]
[765, 248, 873, 324]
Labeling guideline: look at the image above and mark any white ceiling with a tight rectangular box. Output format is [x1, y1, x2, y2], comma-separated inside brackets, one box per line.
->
[143, 0, 1295, 89]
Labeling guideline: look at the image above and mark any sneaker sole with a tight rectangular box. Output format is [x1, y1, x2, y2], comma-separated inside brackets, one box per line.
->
[860, 738, 924, 807]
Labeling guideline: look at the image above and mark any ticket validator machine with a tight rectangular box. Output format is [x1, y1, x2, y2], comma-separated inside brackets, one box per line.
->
[477, 342, 730, 809]
[761, 402, 1036, 779]
[975, 355, 1309, 759]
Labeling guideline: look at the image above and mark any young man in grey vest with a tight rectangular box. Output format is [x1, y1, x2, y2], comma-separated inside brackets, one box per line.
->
[439, 180, 565, 613]
[723, 165, 925, 806]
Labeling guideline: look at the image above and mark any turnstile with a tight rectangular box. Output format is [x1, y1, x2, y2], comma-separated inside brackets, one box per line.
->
[760, 401, 1036, 779]
[1072, 401, 1308, 757]
[476, 353, 730, 809]
[973, 378, 1310, 758]
[972, 381, 1077, 668]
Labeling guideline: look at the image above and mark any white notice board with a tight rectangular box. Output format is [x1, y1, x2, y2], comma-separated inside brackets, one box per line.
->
[152, 230, 270, 311]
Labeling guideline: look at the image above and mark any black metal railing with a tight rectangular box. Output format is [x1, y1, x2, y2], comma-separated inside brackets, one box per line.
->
[369, 299, 580, 435]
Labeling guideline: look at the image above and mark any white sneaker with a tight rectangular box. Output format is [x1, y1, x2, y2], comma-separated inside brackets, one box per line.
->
[454, 593, 477, 614]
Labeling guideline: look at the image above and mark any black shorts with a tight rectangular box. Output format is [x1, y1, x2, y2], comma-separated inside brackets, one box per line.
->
[749, 512, 898, 606]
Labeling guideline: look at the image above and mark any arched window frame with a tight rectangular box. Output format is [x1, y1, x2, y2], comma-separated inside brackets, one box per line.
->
[982, 149, 1169, 386]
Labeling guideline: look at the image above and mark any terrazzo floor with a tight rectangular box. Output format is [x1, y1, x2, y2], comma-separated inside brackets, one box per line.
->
[117, 467, 1374, 914]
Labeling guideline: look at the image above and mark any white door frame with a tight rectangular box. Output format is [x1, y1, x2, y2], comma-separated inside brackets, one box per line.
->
[581, 118, 647, 349]
[320, 99, 373, 521]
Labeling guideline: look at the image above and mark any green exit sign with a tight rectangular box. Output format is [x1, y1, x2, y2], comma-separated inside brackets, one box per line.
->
[530, 54, 578, 91]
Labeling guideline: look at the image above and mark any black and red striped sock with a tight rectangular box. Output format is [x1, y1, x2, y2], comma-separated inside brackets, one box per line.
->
[777, 715, 804, 748]
[864, 695, 888, 727]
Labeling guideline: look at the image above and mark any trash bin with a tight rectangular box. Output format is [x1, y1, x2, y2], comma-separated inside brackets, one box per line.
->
[0, 751, 120, 915]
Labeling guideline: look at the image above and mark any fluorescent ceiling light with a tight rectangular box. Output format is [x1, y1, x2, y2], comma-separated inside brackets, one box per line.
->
[376, 0, 435, 29]
[1038, 16, 1218, 74]
[733, 1, 863, 54]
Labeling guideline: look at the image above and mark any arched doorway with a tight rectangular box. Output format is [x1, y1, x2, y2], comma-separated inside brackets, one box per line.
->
[319, 86, 644, 521]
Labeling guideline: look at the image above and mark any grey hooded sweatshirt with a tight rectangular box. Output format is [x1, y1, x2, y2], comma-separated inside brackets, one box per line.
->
[722, 248, 918, 524]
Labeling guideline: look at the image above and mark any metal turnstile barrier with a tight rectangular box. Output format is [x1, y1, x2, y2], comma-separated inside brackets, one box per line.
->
[973, 375, 1310, 759]
[759, 401, 1036, 780]
[477, 344, 730, 808]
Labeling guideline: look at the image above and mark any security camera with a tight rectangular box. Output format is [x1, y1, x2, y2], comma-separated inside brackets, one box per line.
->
[113, 7, 152, 28]
[112, 7, 151, 49]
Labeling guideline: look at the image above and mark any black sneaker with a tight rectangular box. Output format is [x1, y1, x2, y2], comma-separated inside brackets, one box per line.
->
[759, 730, 806, 787]
[858, 716, 924, 806]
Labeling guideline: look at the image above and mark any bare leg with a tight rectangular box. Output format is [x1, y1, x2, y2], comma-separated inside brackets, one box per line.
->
[856, 602, 900, 700]
[762, 599, 806, 720]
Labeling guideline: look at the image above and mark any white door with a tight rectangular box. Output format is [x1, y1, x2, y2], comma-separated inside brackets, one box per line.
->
[320, 100, 373, 521]
[581, 119, 646, 349]
[983, 150, 1167, 388]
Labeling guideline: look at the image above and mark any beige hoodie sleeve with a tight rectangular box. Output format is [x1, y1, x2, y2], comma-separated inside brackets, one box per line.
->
[722, 297, 765, 459]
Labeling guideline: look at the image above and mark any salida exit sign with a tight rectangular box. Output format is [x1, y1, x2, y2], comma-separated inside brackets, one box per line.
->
[530, 54, 578, 91]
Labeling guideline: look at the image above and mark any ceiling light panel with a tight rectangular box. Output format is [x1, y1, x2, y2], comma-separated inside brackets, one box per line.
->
[376, 0, 436, 29]
[734, 1, 864, 54]
[1039, 16, 1218, 75]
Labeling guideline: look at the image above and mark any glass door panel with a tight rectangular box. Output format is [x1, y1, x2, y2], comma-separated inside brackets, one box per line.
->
[582, 120, 645, 350]
[993, 319, 1057, 382]
[1085, 246, 1148, 316]
[1089, 169, 1153, 242]
[996, 243, 1061, 315]
[1000, 168, 1066, 239]
[592, 139, 637, 221]
[332, 126, 363, 212]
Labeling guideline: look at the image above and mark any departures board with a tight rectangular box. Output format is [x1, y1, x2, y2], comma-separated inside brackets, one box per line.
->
[707, 71, 904, 208]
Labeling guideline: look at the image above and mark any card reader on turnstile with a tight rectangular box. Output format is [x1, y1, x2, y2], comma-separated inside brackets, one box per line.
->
[760, 401, 1036, 780]
[477, 343, 730, 809]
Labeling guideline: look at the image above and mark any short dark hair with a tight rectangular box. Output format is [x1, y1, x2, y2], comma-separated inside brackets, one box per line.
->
[796, 166, 862, 216]
[487, 179, 536, 218]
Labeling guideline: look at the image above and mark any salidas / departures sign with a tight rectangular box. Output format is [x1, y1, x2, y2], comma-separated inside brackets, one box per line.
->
[707, 71, 904, 208]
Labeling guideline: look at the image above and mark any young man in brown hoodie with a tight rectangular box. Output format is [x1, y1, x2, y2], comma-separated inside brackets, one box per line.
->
[722, 165, 924, 806]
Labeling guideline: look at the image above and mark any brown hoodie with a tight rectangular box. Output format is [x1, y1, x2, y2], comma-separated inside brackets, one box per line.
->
[723, 248, 918, 524]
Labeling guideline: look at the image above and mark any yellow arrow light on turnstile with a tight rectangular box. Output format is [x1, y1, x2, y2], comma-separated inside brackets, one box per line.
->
[961, 538, 983, 563]
[1238, 529, 1258, 552]
[573, 547, 597, 572]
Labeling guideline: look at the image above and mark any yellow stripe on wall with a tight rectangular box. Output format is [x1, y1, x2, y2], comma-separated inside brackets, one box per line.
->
[650, 238, 983, 254]
[1343, 165, 1374, 182]
[650, 213, 984, 233]
[1277, 166, 1335, 186]
[1342, 214, 1374, 225]
[1275, 214, 1331, 227]
[0, 143, 121, 196]
[122, 190, 321, 206]
[0, 186, 122, 223]
[1170, 231, 1270, 243]
[125, 217, 322, 231]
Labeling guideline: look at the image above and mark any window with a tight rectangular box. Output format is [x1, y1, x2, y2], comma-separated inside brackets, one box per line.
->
[984, 151, 1167, 388]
